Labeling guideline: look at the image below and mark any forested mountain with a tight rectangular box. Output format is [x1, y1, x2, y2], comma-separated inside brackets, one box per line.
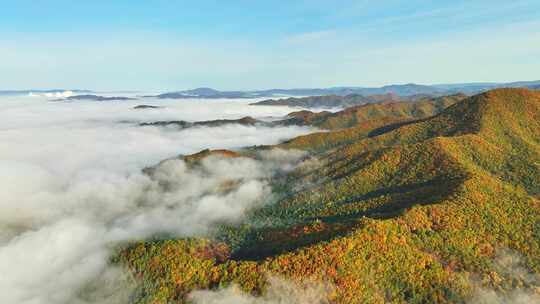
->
[251, 93, 467, 109]
[251, 93, 401, 108]
[118, 89, 540, 303]
[139, 94, 466, 131]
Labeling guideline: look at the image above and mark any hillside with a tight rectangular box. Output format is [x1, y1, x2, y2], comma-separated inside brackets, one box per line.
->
[251, 93, 402, 108]
[118, 89, 540, 303]
[279, 94, 467, 151]
[251, 93, 466, 109]
[139, 116, 261, 128]
[139, 94, 466, 134]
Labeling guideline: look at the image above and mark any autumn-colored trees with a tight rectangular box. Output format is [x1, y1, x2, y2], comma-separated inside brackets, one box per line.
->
[118, 89, 540, 303]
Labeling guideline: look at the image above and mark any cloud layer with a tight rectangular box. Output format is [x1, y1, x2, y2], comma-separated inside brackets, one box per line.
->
[0, 95, 313, 303]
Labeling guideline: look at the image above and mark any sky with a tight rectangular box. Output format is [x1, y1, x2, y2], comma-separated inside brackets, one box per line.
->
[0, 0, 539, 91]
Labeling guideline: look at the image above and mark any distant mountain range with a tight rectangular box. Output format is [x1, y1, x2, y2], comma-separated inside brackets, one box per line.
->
[154, 80, 540, 99]
[3, 80, 539, 100]
[154, 88, 250, 99]
[137, 94, 467, 131]
[251, 93, 395, 108]
[251, 93, 468, 109]
[56, 94, 137, 102]
[152, 85, 444, 99]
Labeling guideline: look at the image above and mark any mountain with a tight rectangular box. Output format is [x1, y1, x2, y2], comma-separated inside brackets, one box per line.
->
[251, 92, 465, 109]
[279, 94, 467, 151]
[251, 93, 399, 108]
[139, 94, 465, 131]
[57, 94, 136, 101]
[133, 104, 162, 109]
[255, 88, 346, 96]
[254, 84, 443, 97]
[153, 81, 540, 100]
[156, 87, 254, 99]
[140, 116, 262, 128]
[154, 85, 438, 99]
[359, 83, 444, 96]
[433, 80, 540, 94]
[117, 88, 540, 303]
[2, 81, 538, 99]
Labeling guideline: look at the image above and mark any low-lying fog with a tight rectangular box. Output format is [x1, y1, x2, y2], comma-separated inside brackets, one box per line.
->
[0, 94, 317, 304]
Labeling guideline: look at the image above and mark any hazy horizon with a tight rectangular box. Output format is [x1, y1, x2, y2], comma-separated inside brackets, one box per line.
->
[2, 78, 540, 93]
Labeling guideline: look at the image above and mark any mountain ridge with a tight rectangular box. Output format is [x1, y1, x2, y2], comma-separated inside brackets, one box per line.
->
[153, 80, 540, 99]
[118, 88, 540, 303]
[138, 94, 466, 133]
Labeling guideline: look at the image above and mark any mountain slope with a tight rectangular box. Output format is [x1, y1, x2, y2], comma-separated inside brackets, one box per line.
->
[138, 94, 465, 135]
[251, 93, 400, 108]
[280, 94, 466, 151]
[118, 89, 540, 303]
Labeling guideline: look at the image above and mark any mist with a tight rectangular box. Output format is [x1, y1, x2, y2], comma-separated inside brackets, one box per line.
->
[188, 276, 331, 304]
[467, 250, 540, 304]
[0, 95, 315, 303]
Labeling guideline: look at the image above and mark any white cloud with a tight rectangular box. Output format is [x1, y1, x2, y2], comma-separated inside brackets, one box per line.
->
[29, 91, 74, 98]
[0, 96, 314, 303]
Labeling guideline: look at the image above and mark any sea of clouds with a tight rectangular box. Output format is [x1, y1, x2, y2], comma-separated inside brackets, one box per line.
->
[0, 94, 317, 303]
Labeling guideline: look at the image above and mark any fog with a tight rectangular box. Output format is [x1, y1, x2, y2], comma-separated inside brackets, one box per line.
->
[468, 250, 540, 304]
[189, 276, 331, 304]
[0, 95, 315, 303]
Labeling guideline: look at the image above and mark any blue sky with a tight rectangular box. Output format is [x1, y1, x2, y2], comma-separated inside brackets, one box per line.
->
[1, 0, 539, 90]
